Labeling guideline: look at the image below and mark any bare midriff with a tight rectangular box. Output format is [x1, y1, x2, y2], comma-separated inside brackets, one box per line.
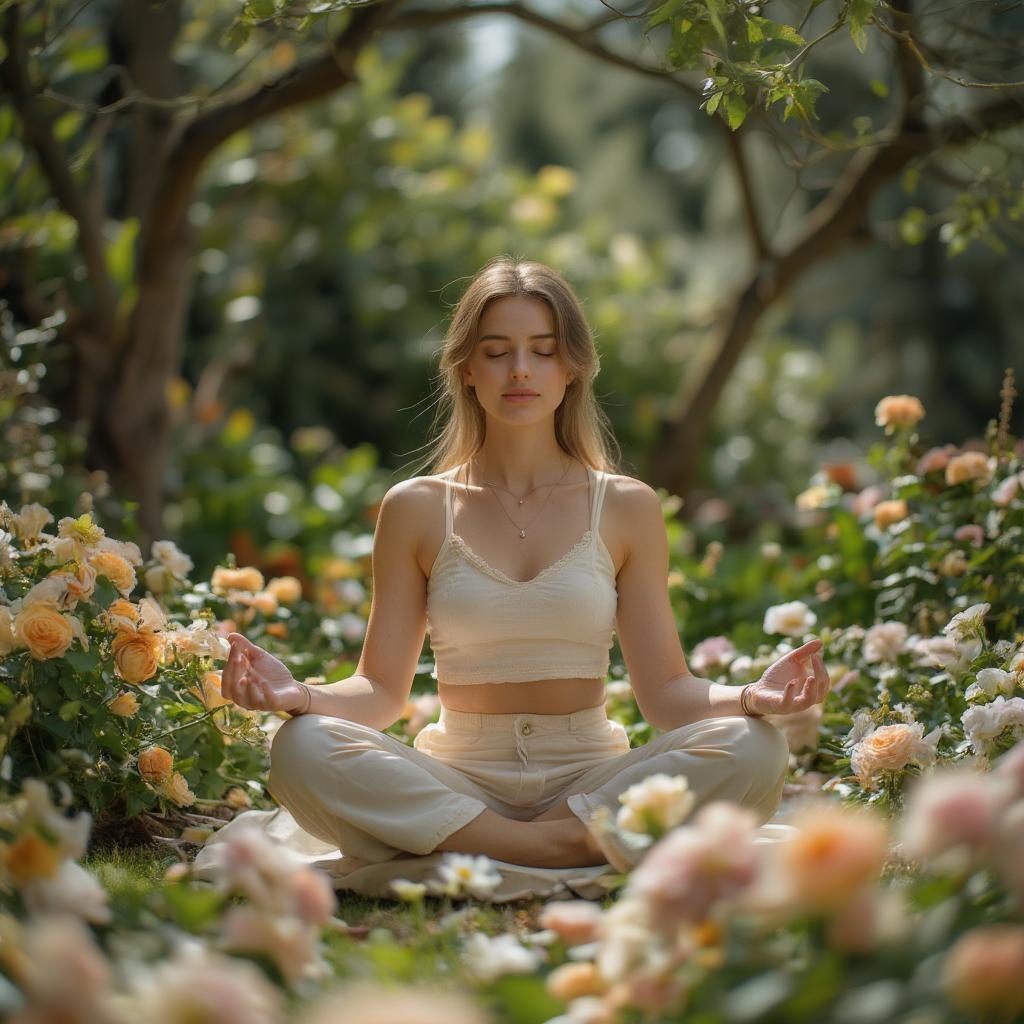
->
[438, 677, 608, 715]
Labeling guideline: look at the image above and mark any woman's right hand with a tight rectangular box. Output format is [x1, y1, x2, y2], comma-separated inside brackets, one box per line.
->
[221, 632, 308, 714]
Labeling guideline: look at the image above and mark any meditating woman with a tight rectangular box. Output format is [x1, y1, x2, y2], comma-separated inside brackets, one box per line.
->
[207, 255, 829, 900]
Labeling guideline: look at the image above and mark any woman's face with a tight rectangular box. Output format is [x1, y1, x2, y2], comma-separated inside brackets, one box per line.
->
[462, 295, 574, 420]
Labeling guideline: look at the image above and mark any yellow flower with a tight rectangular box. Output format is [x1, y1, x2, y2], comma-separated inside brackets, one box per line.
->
[13, 603, 77, 660]
[137, 746, 173, 786]
[108, 691, 140, 717]
[874, 394, 925, 433]
[796, 485, 831, 511]
[112, 628, 161, 684]
[193, 671, 232, 711]
[89, 551, 137, 597]
[57, 513, 104, 548]
[873, 499, 909, 531]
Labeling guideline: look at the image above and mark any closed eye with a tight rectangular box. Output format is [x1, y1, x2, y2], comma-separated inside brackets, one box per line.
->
[485, 352, 556, 359]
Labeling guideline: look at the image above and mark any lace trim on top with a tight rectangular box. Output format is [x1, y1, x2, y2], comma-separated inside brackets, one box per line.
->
[447, 528, 594, 587]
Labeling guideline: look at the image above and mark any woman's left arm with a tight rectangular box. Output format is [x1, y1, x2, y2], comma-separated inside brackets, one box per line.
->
[615, 483, 829, 730]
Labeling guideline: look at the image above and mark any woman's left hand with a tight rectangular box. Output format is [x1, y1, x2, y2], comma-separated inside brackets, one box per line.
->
[745, 638, 830, 717]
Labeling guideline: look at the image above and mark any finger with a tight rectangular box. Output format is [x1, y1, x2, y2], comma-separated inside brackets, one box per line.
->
[221, 644, 244, 701]
[229, 633, 264, 662]
[813, 658, 831, 703]
[784, 638, 822, 664]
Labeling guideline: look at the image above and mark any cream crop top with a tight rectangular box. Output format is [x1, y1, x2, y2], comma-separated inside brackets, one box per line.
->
[425, 464, 618, 684]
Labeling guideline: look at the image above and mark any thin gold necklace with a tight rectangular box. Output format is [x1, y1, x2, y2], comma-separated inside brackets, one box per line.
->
[461, 455, 574, 539]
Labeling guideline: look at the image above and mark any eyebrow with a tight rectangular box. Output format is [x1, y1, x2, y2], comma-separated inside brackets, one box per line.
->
[479, 333, 556, 342]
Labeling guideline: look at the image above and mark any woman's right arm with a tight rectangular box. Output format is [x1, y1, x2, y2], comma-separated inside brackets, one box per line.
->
[222, 480, 428, 731]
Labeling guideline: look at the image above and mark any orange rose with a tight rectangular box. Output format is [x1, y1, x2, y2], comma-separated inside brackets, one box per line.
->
[546, 962, 605, 1002]
[161, 771, 195, 807]
[943, 925, 1024, 1020]
[265, 576, 302, 604]
[194, 671, 232, 711]
[89, 551, 137, 597]
[13, 603, 76, 660]
[4, 832, 62, 884]
[106, 599, 139, 623]
[850, 724, 919, 789]
[780, 804, 890, 913]
[112, 629, 161, 684]
[945, 451, 992, 487]
[211, 566, 265, 595]
[874, 394, 925, 433]
[873, 499, 909, 531]
[108, 691, 140, 717]
[137, 746, 173, 785]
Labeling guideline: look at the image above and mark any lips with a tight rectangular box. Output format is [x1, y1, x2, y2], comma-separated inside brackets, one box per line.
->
[504, 391, 539, 397]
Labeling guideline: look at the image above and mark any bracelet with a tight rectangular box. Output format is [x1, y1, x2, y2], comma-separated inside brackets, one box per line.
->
[290, 682, 312, 716]
[740, 683, 764, 718]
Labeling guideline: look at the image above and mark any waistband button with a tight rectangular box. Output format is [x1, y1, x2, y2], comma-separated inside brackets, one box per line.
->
[520, 722, 533, 735]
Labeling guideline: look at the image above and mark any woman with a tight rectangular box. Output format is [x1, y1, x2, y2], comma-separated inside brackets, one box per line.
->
[199, 256, 829, 901]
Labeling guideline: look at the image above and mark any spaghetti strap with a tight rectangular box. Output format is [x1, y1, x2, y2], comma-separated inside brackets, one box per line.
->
[441, 471, 454, 539]
[589, 468, 608, 533]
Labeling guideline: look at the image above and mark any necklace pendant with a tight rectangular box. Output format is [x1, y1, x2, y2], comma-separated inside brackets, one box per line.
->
[518, 499, 524, 506]
[519, 529, 526, 539]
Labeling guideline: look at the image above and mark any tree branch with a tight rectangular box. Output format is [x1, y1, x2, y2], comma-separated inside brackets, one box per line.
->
[720, 126, 770, 262]
[138, 0, 398, 270]
[0, 5, 119, 335]
[385, 2, 701, 99]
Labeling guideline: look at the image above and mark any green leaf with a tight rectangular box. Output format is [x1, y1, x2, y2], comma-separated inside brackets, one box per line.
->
[104, 218, 139, 290]
[724, 91, 749, 130]
[161, 883, 226, 930]
[64, 646, 100, 675]
[848, 0, 878, 52]
[58, 700, 82, 721]
[899, 207, 928, 245]
[647, 0, 688, 29]
[220, 22, 251, 52]
[705, 0, 726, 42]
[705, 91, 723, 116]
[869, 77, 889, 98]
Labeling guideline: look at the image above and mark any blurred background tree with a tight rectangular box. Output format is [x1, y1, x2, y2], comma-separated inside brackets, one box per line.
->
[1, 0, 1022, 551]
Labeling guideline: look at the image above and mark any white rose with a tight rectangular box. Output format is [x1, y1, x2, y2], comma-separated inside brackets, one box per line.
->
[151, 540, 194, 579]
[617, 773, 696, 835]
[863, 623, 908, 664]
[763, 600, 817, 637]
[972, 668, 1017, 698]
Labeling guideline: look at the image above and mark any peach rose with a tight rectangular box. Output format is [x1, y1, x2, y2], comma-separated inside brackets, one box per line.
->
[161, 771, 195, 808]
[88, 550, 137, 597]
[851, 722, 938, 790]
[4, 832, 62, 884]
[874, 394, 925, 433]
[211, 566, 265, 595]
[537, 900, 604, 947]
[105, 599, 139, 625]
[112, 629, 161, 684]
[945, 451, 992, 487]
[108, 691, 140, 717]
[916, 444, 959, 475]
[795, 485, 831, 511]
[137, 746, 173, 785]
[225, 787, 252, 809]
[943, 925, 1024, 1020]
[194, 671, 232, 711]
[873, 499, 909, 531]
[266, 576, 302, 604]
[61, 561, 97, 604]
[546, 962, 605, 1002]
[13, 603, 78, 660]
[776, 804, 890, 913]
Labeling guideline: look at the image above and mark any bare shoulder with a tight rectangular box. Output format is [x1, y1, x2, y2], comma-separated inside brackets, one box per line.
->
[600, 472, 663, 572]
[376, 473, 450, 577]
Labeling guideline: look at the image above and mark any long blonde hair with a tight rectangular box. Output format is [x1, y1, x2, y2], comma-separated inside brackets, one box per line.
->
[407, 255, 625, 478]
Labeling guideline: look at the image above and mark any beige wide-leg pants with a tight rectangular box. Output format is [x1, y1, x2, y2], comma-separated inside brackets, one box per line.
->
[191, 703, 790, 901]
